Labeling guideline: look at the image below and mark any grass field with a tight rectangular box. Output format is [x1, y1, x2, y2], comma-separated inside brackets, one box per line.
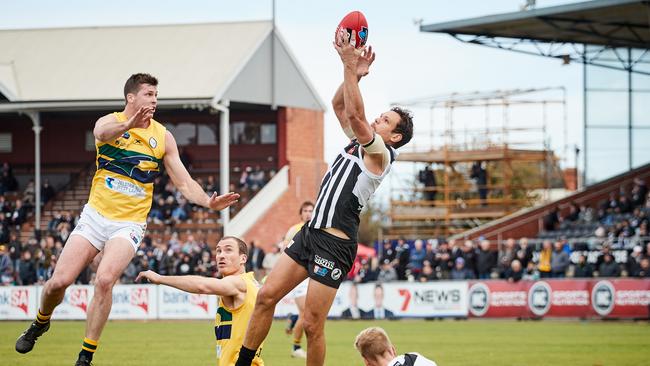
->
[2, 319, 649, 365]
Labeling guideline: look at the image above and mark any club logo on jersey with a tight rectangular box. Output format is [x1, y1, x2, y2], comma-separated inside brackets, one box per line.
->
[314, 255, 335, 270]
[331, 268, 342, 281]
[105, 177, 146, 198]
[122, 131, 130, 139]
[149, 137, 157, 148]
[314, 265, 328, 277]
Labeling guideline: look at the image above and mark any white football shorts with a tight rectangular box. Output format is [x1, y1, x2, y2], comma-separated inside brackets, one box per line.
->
[70, 204, 146, 253]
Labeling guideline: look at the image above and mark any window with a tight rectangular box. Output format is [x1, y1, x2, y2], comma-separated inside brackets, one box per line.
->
[0, 133, 11, 153]
[85, 131, 95, 151]
[230, 122, 276, 144]
[165, 123, 196, 146]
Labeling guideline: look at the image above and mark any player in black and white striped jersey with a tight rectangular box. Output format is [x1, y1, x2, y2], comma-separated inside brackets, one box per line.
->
[354, 327, 438, 366]
[235, 29, 413, 366]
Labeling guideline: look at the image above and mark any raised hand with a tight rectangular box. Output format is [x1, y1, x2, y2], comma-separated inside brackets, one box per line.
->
[333, 28, 363, 67]
[356, 45, 375, 78]
[207, 191, 240, 211]
[128, 106, 154, 129]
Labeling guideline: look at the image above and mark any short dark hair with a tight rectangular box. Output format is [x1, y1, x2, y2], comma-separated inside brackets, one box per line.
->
[123, 73, 158, 101]
[220, 236, 248, 256]
[299, 201, 314, 214]
[390, 106, 413, 149]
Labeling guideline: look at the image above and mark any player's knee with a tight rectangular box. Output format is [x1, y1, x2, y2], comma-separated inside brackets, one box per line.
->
[255, 286, 279, 309]
[302, 315, 324, 338]
[46, 274, 74, 293]
[94, 273, 117, 294]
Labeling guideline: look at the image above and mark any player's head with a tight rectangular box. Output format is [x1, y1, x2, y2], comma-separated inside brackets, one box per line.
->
[124, 73, 158, 109]
[354, 327, 397, 366]
[371, 106, 413, 149]
[215, 236, 248, 276]
[299, 201, 314, 223]
[373, 283, 384, 308]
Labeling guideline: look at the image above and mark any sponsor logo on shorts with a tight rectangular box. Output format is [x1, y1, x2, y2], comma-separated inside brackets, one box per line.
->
[331, 268, 342, 281]
[468, 282, 490, 317]
[314, 265, 328, 277]
[130, 230, 141, 245]
[105, 177, 146, 198]
[591, 280, 615, 316]
[528, 281, 552, 316]
[149, 137, 158, 148]
[314, 255, 335, 270]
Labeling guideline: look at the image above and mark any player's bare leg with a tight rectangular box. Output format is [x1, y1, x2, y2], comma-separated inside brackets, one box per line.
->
[15, 235, 98, 354]
[78, 238, 134, 364]
[303, 280, 338, 366]
[236, 253, 308, 366]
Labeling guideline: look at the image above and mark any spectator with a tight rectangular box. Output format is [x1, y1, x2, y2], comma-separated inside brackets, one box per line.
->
[379, 240, 396, 264]
[0, 244, 14, 285]
[418, 261, 436, 282]
[573, 254, 593, 278]
[355, 258, 378, 283]
[516, 237, 533, 268]
[10, 199, 29, 227]
[476, 240, 497, 279]
[598, 253, 620, 277]
[1, 170, 18, 194]
[470, 161, 488, 206]
[246, 240, 265, 276]
[522, 261, 540, 281]
[551, 241, 570, 278]
[504, 259, 524, 283]
[565, 203, 580, 222]
[538, 240, 553, 278]
[8, 231, 22, 270]
[631, 178, 647, 207]
[434, 241, 453, 279]
[458, 240, 478, 276]
[418, 165, 436, 203]
[543, 206, 560, 231]
[627, 246, 644, 276]
[408, 240, 426, 277]
[42, 179, 56, 204]
[450, 257, 474, 280]
[22, 180, 36, 207]
[635, 258, 650, 277]
[395, 239, 410, 281]
[17, 250, 37, 285]
[377, 259, 397, 283]
[262, 244, 281, 273]
[498, 238, 517, 278]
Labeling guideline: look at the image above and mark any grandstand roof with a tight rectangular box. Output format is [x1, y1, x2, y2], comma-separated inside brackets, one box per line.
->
[0, 21, 325, 111]
[420, 0, 649, 49]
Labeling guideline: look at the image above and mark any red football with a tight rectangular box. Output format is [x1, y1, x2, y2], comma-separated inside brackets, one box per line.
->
[336, 11, 369, 48]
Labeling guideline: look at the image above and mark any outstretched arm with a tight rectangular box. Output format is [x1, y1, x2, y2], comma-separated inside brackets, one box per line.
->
[136, 270, 242, 296]
[332, 45, 375, 139]
[334, 29, 373, 145]
[163, 131, 239, 210]
[93, 106, 153, 143]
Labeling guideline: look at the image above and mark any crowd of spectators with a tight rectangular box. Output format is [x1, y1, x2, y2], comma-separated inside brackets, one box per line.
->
[2, 159, 650, 287]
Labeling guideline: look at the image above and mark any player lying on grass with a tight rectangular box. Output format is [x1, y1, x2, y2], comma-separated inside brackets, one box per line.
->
[354, 327, 437, 366]
[136, 236, 264, 366]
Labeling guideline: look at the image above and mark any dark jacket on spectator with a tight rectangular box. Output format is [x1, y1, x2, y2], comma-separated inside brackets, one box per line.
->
[17, 259, 37, 285]
[573, 263, 594, 278]
[598, 260, 620, 277]
[476, 249, 497, 277]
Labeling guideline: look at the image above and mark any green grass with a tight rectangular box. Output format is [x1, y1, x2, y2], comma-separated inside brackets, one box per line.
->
[1, 319, 649, 365]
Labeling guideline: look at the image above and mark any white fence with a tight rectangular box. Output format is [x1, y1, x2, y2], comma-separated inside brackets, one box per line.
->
[0, 281, 469, 320]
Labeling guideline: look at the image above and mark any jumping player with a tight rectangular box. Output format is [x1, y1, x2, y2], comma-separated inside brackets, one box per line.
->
[282, 201, 314, 359]
[15, 73, 239, 366]
[136, 236, 264, 366]
[235, 29, 413, 366]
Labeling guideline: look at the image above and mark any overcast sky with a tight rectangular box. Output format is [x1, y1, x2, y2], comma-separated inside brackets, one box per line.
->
[4, 0, 620, 200]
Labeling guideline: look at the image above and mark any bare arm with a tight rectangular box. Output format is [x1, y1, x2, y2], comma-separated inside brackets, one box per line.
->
[93, 106, 153, 143]
[136, 270, 243, 296]
[163, 131, 239, 210]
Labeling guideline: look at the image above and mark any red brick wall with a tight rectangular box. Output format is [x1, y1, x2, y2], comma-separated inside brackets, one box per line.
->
[243, 107, 327, 250]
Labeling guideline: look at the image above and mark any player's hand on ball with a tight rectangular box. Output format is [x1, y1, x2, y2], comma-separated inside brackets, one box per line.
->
[334, 29, 362, 66]
[136, 270, 161, 284]
[207, 191, 240, 211]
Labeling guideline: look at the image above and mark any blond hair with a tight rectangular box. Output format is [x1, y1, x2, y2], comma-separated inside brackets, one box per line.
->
[354, 327, 392, 362]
